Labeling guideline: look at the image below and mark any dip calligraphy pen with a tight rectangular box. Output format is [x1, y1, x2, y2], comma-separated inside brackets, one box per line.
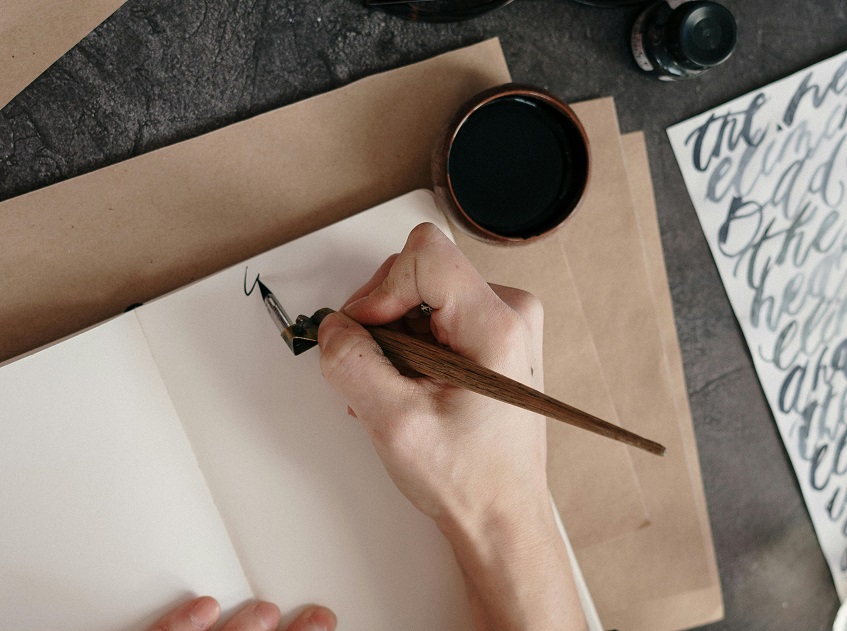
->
[257, 280, 666, 457]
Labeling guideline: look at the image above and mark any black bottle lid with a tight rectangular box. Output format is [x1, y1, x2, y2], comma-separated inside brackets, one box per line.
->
[571, 0, 649, 5]
[675, 1, 737, 68]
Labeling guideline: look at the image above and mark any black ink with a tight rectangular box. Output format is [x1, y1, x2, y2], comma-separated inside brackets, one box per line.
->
[770, 320, 800, 370]
[812, 443, 831, 490]
[447, 96, 588, 238]
[718, 196, 763, 257]
[244, 267, 261, 296]
[832, 340, 847, 379]
[679, 57, 847, 569]
[685, 93, 768, 172]
[827, 486, 847, 522]
[783, 61, 847, 126]
[749, 262, 775, 330]
[780, 364, 806, 415]
[809, 135, 847, 209]
[706, 156, 734, 202]
[809, 425, 847, 492]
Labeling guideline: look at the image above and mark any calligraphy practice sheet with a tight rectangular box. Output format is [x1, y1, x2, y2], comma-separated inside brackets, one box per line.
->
[668, 49, 847, 600]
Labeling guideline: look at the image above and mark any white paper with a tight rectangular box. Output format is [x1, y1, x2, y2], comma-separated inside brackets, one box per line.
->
[0, 189, 597, 629]
[668, 48, 847, 600]
[550, 495, 603, 631]
[0, 315, 252, 630]
[135, 191, 474, 629]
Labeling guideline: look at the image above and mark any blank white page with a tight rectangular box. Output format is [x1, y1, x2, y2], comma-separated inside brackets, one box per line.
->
[0, 315, 253, 631]
[136, 191, 473, 629]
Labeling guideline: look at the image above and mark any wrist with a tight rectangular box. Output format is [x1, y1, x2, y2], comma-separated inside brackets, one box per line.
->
[438, 490, 560, 563]
[438, 492, 584, 630]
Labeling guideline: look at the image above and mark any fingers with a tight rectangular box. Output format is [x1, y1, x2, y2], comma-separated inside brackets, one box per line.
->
[147, 599, 334, 631]
[318, 310, 425, 424]
[342, 253, 399, 308]
[488, 283, 544, 382]
[343, 223, 511, 365]
[220, 601, 280, 631]
[147, 597, 220, 631]
[488, 283, 544, 334]
[284, 605, 337, 631]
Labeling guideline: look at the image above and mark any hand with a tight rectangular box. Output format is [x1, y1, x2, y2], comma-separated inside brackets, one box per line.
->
[146, 597, 336, 631]
[318, 222, 548, 533]
[317, 223, 586, 630]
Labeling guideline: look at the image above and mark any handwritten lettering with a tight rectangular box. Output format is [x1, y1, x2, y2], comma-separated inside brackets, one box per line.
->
[243, 267, 261, 296]
[783, 60, 847, 126]
[669, 50, 847, 597]
[685, 93, 768, 172]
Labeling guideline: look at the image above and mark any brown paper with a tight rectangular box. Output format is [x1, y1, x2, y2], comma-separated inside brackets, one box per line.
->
[0, 39, 647, 555]
[621, 131, 723, 628]
[454, 230, 651, 549]
[1, 0, 127, 110]
[558, 99, 713, 619]
[456, 97, 722, 629]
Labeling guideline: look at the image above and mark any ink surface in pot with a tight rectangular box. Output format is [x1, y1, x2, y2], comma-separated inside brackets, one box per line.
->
[631, 0, 737, 81]
[445, 95, 588, 240]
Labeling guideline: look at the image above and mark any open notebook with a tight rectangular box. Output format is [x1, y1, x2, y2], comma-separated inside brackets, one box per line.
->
[0, 190, 599, 631]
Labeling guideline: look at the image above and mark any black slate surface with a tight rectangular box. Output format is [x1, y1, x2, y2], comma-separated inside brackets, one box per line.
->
[2, 1, 845, 628]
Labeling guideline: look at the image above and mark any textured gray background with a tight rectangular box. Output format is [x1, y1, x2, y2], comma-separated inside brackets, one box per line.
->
[2, 1, 845, 629]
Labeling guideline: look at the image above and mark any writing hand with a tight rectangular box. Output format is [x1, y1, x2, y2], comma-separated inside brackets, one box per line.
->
[146, 597, 336, 631]
[317, 223, 586, 630]
[319, 221, 547, 529]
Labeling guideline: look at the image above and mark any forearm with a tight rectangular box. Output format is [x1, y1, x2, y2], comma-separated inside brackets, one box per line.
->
[440, 494, 588, 631]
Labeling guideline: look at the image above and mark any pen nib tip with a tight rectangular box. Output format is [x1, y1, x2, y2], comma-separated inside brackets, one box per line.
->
[256, 279, 271, 300]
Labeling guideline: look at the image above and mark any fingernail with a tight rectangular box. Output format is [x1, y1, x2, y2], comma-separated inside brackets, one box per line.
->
[306, 607, 337, 631]
[253, 601, 280, 630]
[189, 597, 219, 629]
[342, 296, 367, 316]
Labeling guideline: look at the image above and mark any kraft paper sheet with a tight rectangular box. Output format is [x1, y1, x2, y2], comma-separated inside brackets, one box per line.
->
[0, 38, 721, 629]
[618, 131, 723, 629]
[455, 100, 723, 630]
[1, 0, 127, 110]
[555, 102, 720, 628]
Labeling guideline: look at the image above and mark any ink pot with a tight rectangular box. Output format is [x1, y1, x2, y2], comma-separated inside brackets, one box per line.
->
[432, 84, 590, 245]
[368, 0, 513, 22]
[631, 0, 738, 81]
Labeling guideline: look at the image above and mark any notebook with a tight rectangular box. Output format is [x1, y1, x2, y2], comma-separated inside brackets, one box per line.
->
[0, 192, 472, 630]
[0, 189, 600, 631]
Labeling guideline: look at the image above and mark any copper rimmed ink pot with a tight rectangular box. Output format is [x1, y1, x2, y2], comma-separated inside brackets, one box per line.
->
[432, 84, 591, 244]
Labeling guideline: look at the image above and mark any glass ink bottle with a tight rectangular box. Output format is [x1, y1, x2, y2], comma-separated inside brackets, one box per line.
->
[631, 0, 737, 81]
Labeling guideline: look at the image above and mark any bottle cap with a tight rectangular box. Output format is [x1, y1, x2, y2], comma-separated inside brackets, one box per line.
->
[677, 1, 737, 68]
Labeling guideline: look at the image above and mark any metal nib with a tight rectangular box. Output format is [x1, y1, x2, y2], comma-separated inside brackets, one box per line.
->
[256, 280, 330, 356]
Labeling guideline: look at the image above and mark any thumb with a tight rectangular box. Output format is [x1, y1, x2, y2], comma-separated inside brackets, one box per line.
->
[284, 606, 337, 631]
[318, 311, 421, 423]
[343, 222, 510, 367]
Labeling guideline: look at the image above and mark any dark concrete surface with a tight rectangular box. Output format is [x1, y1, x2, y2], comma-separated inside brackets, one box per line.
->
[2, 1, 845, 628]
